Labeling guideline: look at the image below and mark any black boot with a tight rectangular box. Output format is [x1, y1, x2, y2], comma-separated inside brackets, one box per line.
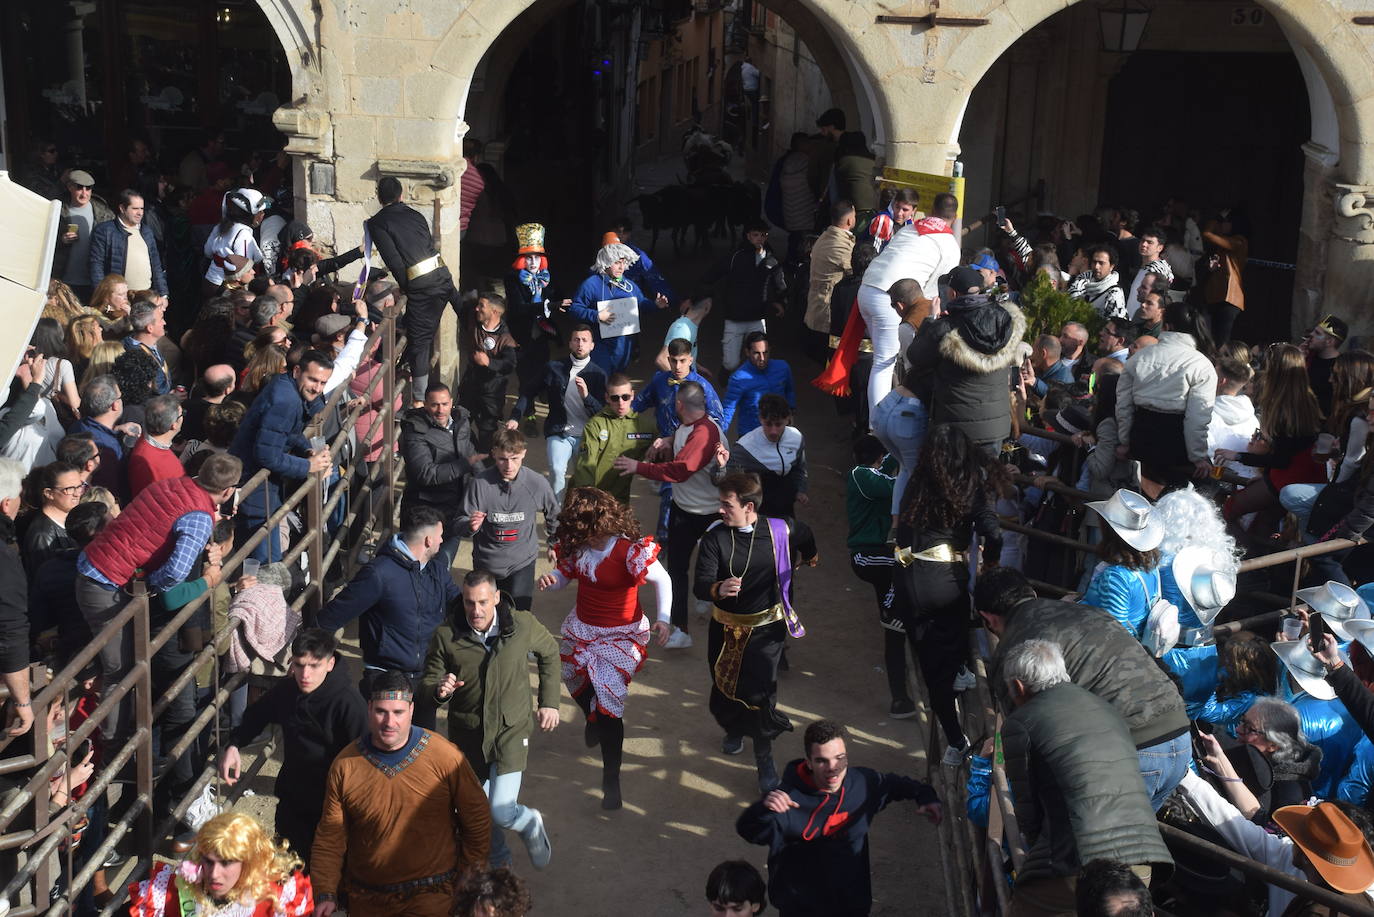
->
[574, 688, 599, 748]
[598, 716, 625, 810]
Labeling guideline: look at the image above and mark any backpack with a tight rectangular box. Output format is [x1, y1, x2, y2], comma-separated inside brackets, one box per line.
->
[1135, 568, 1180, 657]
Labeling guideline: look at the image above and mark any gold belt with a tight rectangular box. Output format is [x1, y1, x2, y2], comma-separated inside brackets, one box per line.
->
[894, 544, 966, 567]
[406, 253, 444, 281]
[829, 333, 874, 354]
[712, 604, 785, 628]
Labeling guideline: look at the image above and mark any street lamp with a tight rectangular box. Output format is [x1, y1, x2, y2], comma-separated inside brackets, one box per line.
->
[1098, 0, 1151, 53]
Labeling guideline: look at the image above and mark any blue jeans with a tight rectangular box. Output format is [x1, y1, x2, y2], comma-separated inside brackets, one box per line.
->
[546, 433, 580, 501]
[870, 391, 929, 515]
[485, 768, 539, 868]
[1280, 482, 1326, 530]
[1137, 732, 1191, 811]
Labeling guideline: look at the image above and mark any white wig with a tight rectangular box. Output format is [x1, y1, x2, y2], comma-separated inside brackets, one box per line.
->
[592, 243, 640, 274]
[1155, 486, 1241, 574]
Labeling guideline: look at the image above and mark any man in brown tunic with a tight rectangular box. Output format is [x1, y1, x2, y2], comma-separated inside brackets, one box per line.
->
[311, 670, 492, 917]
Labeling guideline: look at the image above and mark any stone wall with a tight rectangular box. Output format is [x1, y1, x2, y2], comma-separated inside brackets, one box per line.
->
[261, 0, 1374, 340]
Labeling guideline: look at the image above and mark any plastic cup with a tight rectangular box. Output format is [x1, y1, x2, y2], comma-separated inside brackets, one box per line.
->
[242, 559, 261, 578]
[310, 436, 327, 454]
[1282, 616, 1303, 641]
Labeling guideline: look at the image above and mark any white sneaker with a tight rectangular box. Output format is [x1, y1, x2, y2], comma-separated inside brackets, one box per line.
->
[952, 666, 977, 692]
[663, 628, 693, 649]
[942, 744, 970, 767]
[523, 809, 551, 870]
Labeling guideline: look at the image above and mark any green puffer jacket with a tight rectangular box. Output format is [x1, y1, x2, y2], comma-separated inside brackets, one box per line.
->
[991, 597, 1190, 749]
[1002, 682, 1173, 884]
[422, 593, 560, 776]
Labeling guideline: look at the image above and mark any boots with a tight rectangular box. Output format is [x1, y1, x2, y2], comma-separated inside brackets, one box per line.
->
[598, 716, 625, 810]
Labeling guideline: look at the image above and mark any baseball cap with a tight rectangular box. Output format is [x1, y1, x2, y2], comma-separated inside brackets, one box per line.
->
[970, 252, 1001, 273]
[946, 265, 986, 295]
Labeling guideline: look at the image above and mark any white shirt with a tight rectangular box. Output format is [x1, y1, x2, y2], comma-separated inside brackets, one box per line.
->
[203, 222, 265, 285]
[563, 356, 592, 436]
[861, 224, 959, 300]
[740, 61, 760, 93]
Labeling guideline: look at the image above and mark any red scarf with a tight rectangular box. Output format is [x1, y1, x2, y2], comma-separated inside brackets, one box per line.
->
[812, 218, 952, 396]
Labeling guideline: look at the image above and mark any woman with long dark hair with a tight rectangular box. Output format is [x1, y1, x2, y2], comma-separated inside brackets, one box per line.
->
[1280, 349, 1374, 530]
[538, 487, 671, 809]
[1080, 488, 1164, 644]
[1216, 343, 1325, 546]
[892, 424, 1002, 766]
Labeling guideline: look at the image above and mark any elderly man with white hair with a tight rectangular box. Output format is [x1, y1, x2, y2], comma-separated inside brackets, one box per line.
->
[0, 457, 33, 735]
[1000, 638, 1172, 916]
[568, 240, 669, 374]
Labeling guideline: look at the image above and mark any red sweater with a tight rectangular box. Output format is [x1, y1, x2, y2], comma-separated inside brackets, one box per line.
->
[127, 437, 186, 498]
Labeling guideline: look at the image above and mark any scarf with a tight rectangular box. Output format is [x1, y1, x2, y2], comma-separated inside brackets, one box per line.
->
[812, 217, 952, 396]
[1074, 271, 1121, 305]
[518, 267, 550, 303]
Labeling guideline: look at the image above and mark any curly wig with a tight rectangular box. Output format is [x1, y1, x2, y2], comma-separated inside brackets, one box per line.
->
[591, 242, 639, 274]
[1155, 486, 1241, 574]
[189, 812, 301, 910]
[556, 487, 640, 557]
[112, 349, 159, 406]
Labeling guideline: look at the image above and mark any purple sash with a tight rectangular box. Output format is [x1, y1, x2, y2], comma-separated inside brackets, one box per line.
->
[767, 516, 806, 638]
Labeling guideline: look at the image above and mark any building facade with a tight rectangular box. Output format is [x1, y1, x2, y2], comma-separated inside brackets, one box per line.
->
[3, 0, 1372, 340]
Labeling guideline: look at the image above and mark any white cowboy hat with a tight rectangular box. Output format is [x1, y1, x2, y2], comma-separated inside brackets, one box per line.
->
[1085, 489, 1163, 552]
[1272, 639, 1338, 701]
[1342, 619, 1374, 658]
[1171, 545, 1237, 625]
[1295, 581, 1371, 643]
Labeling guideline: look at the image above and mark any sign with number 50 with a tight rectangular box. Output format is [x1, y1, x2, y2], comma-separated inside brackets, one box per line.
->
[1231, 7, 1266, 26]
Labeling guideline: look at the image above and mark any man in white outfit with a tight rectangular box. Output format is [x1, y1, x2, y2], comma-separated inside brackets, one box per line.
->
[855, 194, 961, 419]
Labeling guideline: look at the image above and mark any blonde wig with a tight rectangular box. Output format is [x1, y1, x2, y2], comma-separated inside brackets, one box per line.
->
[1155, 486, 1242, 575]
[189, 812, 301, 908]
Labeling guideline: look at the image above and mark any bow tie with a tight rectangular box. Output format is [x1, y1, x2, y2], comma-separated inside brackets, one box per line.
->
[668, 377, 683, 386]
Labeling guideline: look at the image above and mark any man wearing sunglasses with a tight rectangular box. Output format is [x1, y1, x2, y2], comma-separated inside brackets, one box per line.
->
[571, 372, 657, 505]
[53, 169, 114, 301]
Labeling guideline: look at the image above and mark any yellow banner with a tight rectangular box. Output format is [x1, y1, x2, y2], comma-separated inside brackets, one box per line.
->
[878, 166, 966, 220]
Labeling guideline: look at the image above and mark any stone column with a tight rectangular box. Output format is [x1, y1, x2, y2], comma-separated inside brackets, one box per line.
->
[1328, 182, 1374, 347]
[1292, 141, 1337, 338]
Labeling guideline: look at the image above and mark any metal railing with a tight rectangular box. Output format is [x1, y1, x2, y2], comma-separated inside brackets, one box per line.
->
[920, 428, 1374, 915]
[0, 309, 406, 915]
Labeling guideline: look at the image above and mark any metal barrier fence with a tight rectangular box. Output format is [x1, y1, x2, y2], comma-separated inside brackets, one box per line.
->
[925, 425, 1373, 916]
[0, 309, 406, 916]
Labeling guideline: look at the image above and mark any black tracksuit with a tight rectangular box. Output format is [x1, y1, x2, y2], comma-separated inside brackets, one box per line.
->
[228, 661, 367, 861]
[737, 758, 938, 916]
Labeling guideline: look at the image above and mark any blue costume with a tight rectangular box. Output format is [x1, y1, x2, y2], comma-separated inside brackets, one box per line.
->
[1338, 737, 1374, 807]
[1160, 558, 1220, 704]
[569, 272, 652, 374]
[1186, 689, 1260, 733]
[1288, 689, 1362, 798]
[622, 241, 675, 303]
[1079, 562, 1159, 640]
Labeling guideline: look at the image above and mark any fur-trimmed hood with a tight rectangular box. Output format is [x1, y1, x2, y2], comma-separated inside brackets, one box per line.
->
[937, 295, 1026, 373]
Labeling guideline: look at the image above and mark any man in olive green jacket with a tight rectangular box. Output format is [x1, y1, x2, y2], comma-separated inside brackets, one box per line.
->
[423, 569, 561, 870]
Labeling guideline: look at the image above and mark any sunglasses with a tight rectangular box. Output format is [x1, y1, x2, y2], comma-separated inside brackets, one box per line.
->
[72, 184, 93, 191]
[608, 393, 633, 402]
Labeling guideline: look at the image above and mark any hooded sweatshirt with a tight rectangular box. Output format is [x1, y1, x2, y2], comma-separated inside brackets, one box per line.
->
[736, 758, 937, 916]
[1207, 393, 1261, 479]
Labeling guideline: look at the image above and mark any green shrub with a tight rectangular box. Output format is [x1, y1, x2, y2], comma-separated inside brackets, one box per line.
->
[1017, 272, 1103, 343]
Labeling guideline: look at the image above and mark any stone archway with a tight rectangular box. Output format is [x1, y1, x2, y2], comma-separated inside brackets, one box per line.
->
[907, 0, 1374, 335]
